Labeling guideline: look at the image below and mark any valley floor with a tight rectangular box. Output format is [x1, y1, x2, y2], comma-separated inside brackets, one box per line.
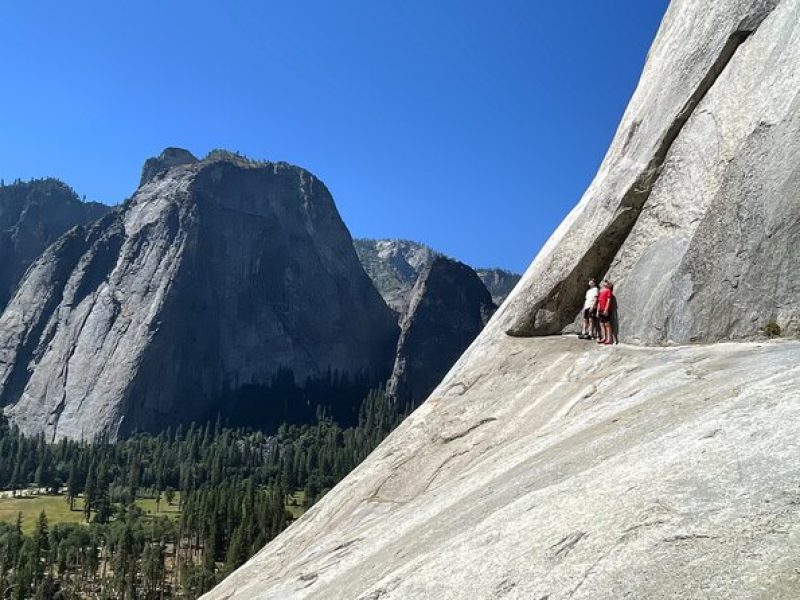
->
[0, 492, 181, 535]
[206, 336, 800, 599]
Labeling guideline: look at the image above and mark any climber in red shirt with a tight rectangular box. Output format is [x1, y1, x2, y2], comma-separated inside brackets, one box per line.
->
[596, 280, 615, 345]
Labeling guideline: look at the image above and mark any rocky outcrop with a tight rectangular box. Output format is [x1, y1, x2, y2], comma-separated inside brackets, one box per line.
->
[207, 1, 800, 598]
[139, 147, 199, 186]
[604, 1, 800, 343]
[357, 241, 499, 409]
[0, 150, 398, 440]
[386, 257, 495, 408]
[503, 0, 787, 343]
[0, 179, 109, 309]
[474, 268, 521, 305]
[354, 239, 439, 316]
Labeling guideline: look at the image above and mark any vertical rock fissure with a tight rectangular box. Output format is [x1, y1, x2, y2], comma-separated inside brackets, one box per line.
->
[507, 29, 755, 337]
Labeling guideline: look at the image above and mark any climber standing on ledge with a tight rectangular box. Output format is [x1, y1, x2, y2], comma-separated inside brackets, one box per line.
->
[579, 278, 599, 339]
[597, 280, 615, 345]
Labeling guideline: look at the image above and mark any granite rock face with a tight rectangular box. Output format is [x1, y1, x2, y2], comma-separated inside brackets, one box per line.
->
[207, 1, 800, 598]
[0, 179, 109, 309]
[386, 257, 495, 408]
[475, 268, 521, 305]
[503, 0, 788, 343]
[206, 338, 800, 600]
[355, 239, 519, 313]
[357, 241, 499, 409]
[139, 147, 199, 187]
[354, 239, 439, 316]
[605, 0, 800, 343]
[0, 151, 398, 440]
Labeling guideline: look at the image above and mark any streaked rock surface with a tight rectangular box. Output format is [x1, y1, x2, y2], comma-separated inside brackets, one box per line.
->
[503, 0, 785, 341]
[207, 337, 800, 599]
[607, 0, 800, 343]
[0, 151, 398, 440]
[354, 239, 441, 316]
[208, 1, 800, 597]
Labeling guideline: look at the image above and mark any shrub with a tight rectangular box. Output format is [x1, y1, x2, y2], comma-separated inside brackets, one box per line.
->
[763, 319, 781, 338]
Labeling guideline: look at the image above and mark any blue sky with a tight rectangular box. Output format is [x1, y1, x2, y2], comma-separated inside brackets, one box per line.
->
[0, 1, 668, 273]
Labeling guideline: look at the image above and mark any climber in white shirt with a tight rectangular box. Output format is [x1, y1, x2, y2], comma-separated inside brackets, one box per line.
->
[579, 278, 599, 340]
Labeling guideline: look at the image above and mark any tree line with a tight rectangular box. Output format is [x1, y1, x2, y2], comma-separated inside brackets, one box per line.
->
[0, 387, 408, 598]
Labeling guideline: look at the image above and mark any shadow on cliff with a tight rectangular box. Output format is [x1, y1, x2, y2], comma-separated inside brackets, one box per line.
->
[207, 367, 382, 432]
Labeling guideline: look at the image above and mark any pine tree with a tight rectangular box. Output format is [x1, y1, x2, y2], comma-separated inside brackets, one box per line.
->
[13, 542, 33, 600]
[142, 542, 164, 598]
[7, 462, 20, 495]
[83, 462, 96, 522]
[34, 511, 48, 555]
[65, 461, 78, 511]
[223, 523, 247, 574]
[125, 454, 140, 502]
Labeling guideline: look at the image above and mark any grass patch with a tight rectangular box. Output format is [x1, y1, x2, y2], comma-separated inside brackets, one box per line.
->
[135, 495, 181, 519]
[285, 490, 306, 519]
[0, 494, 85, 534]
[0, 489, 304, 531]
[0, 492, 183, 533]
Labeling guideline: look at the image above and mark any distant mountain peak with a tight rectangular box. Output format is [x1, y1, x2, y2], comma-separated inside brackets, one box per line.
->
[354, 238, 520, 312]
[386, 255, 495, 408]
[139, 147, 199, 186]
[0, 155, 398, 440]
